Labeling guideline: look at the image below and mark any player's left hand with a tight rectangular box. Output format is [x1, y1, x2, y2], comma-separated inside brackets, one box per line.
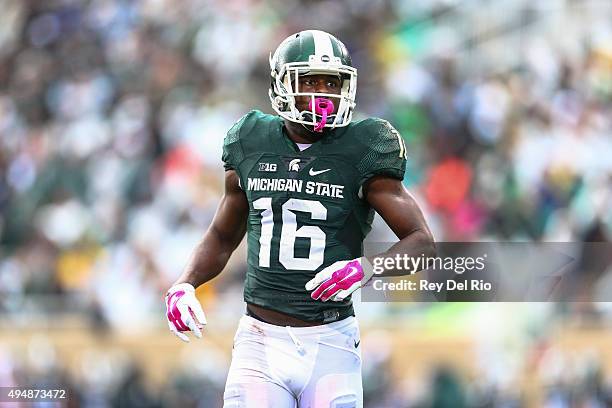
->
[305, 258, 374, 302]
[165, 283, 207, 342]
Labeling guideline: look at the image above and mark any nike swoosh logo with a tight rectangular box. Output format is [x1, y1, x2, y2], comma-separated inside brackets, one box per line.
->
[309, 168, 331, 176]
[354, 339, 360, 348]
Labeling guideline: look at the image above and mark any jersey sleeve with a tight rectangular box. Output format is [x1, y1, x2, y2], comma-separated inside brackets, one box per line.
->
[221, 112, 253, 171]
[356, 119, 407, 184]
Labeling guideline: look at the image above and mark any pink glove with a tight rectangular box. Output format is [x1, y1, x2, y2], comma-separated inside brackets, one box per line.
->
[305, 258, 374, 302]
[165, 283, 207, 342]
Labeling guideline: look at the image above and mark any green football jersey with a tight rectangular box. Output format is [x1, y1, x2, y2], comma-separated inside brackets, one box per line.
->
[222, 110, 407, 322]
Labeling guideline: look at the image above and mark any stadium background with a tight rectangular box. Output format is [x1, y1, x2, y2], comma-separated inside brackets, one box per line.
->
[0, 0, 611, 406]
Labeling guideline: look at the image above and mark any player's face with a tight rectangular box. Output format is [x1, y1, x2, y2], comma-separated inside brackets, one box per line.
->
[294, 74, 341, 113]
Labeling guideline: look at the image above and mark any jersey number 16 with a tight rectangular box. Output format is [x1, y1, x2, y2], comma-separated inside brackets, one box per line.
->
[253, 198, 326, 271]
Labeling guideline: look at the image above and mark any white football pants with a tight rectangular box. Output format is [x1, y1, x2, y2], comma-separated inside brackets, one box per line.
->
[223, 314, 362, 408]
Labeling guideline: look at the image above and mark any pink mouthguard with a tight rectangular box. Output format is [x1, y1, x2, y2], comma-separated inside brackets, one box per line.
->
[309, 98, 335, 132]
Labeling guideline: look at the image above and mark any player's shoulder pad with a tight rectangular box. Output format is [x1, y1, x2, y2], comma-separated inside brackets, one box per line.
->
[223, 110, 274, 170]
[350, 117, 408, 182]
[224, 110, 266, 145]
[350, 118, 403, 151]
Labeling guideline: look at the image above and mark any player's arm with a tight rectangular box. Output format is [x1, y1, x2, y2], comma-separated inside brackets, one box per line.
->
[173, 169, 248, 287]
[165, 170, 248, 341]
[363, 175, 436, 276]
[306, 177, 435, 301]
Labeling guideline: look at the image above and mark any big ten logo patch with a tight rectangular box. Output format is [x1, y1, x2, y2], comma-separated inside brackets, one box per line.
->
[258, 162, 277, 172]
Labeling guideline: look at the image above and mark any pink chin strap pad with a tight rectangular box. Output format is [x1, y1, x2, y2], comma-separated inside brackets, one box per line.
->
[309, 98, 335, 132]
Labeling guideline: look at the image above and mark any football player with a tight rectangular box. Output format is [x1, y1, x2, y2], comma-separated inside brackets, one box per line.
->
[165, 30, 435, 408]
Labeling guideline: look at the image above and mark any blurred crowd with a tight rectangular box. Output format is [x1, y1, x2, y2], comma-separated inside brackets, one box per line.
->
[0, 0, 611, 406]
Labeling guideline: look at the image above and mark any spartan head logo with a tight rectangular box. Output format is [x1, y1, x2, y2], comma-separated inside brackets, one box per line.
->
[288, 158, 301, 172]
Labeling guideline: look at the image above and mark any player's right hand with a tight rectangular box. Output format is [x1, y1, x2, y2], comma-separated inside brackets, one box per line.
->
[165, 283, 207, 342]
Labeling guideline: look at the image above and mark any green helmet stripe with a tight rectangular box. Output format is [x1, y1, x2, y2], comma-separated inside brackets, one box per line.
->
[299, 32, 316, 60]
[311, 30, 334, 58]
[330, 37, 343, 59]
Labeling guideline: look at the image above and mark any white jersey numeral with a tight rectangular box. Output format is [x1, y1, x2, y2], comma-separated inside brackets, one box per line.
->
[280, 199, 327, 270]
[253, 198, 327, 271]
[253, 197, 273, 268]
